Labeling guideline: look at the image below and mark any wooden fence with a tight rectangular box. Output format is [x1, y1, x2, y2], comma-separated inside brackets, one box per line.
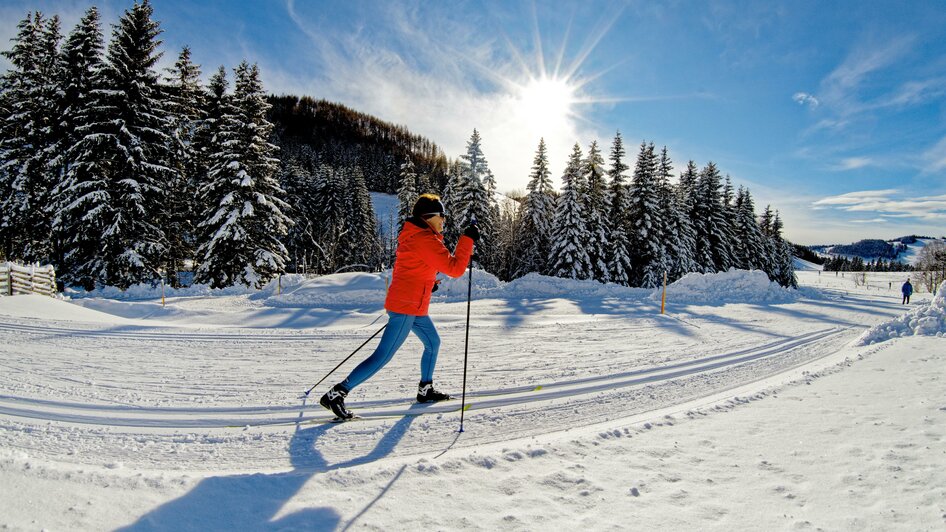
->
[0, 262, 57, 297]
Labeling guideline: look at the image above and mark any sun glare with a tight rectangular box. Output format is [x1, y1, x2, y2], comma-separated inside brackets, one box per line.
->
[516, 76, 577, 136]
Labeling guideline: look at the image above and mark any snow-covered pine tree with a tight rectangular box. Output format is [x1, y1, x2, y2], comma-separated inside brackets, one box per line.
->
[513, 138, 556, 277]
[732, 186, 767, 271]
[549, 143, 592, 280]
[278, 154, 317, 273]
[628, 142, 665, 288]
[492, 192, 524, 281]
[582, 140, 610, 283]
[718, 175, 738, 270]
[606, 132, 632, 285]
[162, 46, 205, 287]
[415, 170, 433, 196]
[758, 204, 777, 276]
[657, 146, 695, 283]
[0, 12, 62, 263]
[678, 160, 700, 215]
[337, 166, 381, 270]
[440, 160, 463, 245]
[484, 168, 498, 200]
[50, 7, 104, 275]
[692, 162, 733, 274]
[666, 162, 698, 281]
[396, 157, 418, 224]
[769, 211, 798, 288]
[193, 66, 227, 185]
[456, 129, 497, 269]
[56, 0, 175, 289]
[194, 61, 291, 288]
[310, 163, 346, 273]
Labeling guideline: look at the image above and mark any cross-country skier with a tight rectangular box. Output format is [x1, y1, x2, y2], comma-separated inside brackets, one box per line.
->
[320, 194, 480, 419]
[901, 279, 913, 304]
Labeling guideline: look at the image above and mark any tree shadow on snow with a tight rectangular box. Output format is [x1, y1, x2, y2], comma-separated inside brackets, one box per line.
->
[118, 404, 420, 531]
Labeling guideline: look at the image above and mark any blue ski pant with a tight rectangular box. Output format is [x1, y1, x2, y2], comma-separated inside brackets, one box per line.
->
[341, 311, 441, 391]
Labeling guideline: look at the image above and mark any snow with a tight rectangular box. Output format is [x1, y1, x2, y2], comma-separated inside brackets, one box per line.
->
[370, 192, 400, 237]
[896, 237, 944, 266]
[816, 236, 945, 266]
[1, 270, 944, 530]
[659, 268, 800, 305]
[857, 280, 946, 344]
[793, 256, 823, 271]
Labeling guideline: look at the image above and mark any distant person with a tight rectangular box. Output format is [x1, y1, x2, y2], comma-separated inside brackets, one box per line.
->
[901, 279, 913, 304]
[319, 194, 480, 420]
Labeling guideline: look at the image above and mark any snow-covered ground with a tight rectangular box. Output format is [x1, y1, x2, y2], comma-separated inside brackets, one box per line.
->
[1, 270, 944, 530]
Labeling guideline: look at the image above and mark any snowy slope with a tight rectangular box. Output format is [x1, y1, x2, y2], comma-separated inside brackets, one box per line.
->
[896, 237, 944, 265]
[793, 256, 823, 271]
[814, 236, 944, 265]
[1, 270, 944, 530]
[370, 191, 400, 239]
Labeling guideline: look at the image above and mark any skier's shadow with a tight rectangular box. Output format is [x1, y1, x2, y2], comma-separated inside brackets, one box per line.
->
[117, 404, 420, 531]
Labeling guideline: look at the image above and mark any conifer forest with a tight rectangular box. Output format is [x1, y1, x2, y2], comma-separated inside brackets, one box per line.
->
[0, 1, 797, 291]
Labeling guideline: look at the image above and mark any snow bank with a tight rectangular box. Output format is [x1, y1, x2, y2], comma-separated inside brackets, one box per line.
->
[856, 281, 946, 345]
[263, 272, 386, 308]
[499, 272, 649, 300]
[66, 280, 261, 300]
[62, 268, 803, 309]
[657, 269, 800, 306]
[0, 294, 141, 323]
[433, 268, 505, 300]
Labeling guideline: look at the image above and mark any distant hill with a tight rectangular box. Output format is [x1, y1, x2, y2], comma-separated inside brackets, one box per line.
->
[267, 95, 451, 194]
[811, 236, 944, 265]
[828, 239, 905, 259]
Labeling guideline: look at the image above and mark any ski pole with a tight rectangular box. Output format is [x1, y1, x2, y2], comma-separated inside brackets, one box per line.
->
[459, 215, 477, 432]
[302, 323, 387, 397]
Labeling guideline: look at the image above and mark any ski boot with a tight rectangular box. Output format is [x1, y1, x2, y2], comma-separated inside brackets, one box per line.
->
[319, 383, 354, 419]
[416, 381, 451, 403]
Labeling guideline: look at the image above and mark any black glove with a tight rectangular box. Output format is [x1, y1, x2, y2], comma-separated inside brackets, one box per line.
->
[431, 279, 441, 293]
[463, 224, 480, 243]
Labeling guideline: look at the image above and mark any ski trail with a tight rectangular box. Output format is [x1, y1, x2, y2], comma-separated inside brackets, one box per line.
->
[0, 327, 851, 429]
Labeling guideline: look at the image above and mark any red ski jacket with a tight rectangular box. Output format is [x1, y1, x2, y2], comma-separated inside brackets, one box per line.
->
[385, 218, 474, 316]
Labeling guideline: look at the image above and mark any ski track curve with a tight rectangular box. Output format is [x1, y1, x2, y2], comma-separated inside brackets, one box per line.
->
[0, 327, 849, 428]
[0, 298, 879, 471]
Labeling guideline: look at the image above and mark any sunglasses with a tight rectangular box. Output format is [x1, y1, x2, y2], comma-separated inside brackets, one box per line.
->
[423, 212, 447, 219]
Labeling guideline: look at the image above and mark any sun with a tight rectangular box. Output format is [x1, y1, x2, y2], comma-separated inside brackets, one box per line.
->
[515, 76, 578, 137]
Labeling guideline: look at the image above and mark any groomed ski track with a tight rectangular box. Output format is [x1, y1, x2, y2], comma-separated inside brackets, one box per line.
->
[1, 285, 893, 473]
[0, 327, 847, 429]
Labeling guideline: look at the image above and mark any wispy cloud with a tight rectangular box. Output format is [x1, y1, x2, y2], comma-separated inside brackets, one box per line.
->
[830, 156, 872, 171]
[813, 189, 946, 222]
[878, 77, 946, 108]
[922, 135, 946, 173]
[804, 36, 946, 130]
[813, 189, 901, 206]
[792, 92, 819, 107]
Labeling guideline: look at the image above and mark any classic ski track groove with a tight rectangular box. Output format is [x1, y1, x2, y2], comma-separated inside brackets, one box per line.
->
[0, 318, 664, 343]
[0, 326, 850, 428]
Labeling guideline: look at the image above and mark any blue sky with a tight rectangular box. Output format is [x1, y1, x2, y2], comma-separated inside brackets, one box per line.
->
[2, 0, 946, 245]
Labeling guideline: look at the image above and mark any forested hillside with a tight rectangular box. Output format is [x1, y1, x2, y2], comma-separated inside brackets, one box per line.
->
[827, 239, 906, 260]
[268, 95, 450, 194]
